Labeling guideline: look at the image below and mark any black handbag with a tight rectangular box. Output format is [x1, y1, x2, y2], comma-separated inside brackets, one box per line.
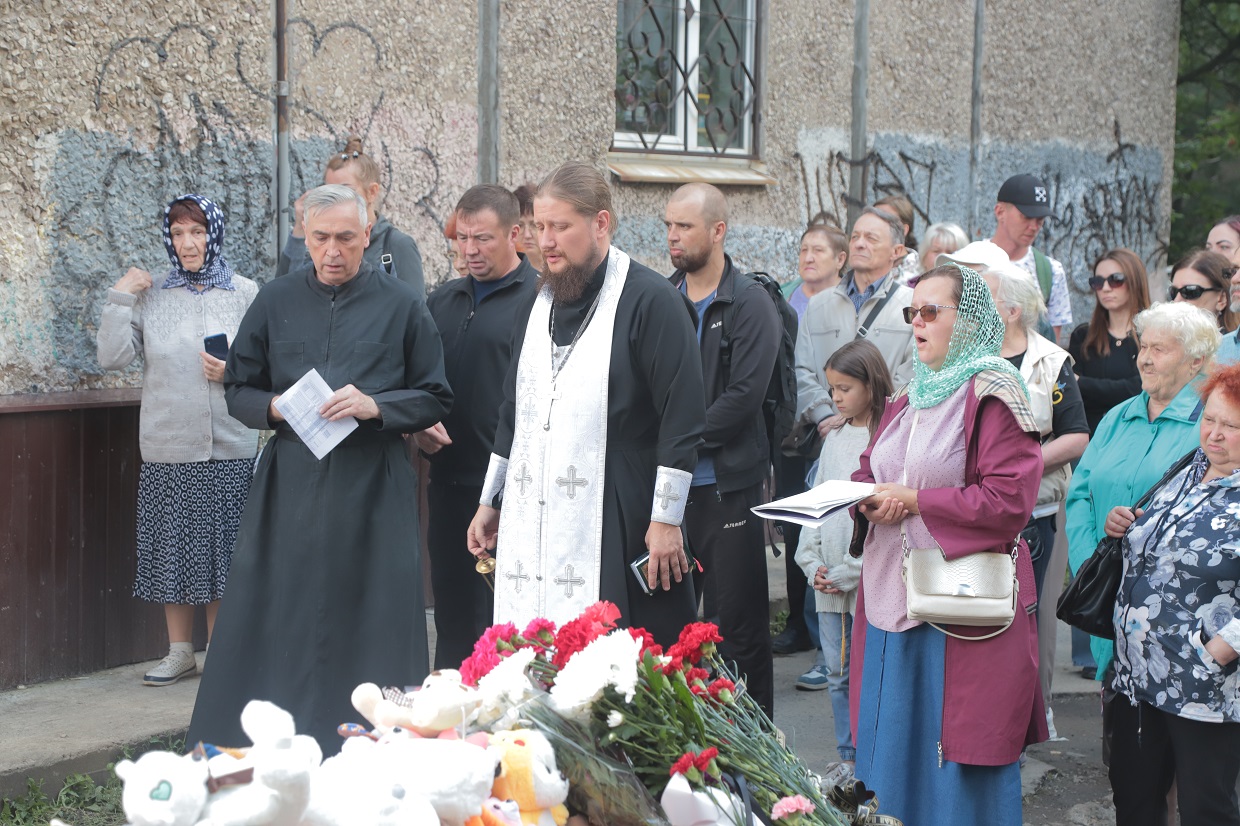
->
[1056, 449, 1198, 638]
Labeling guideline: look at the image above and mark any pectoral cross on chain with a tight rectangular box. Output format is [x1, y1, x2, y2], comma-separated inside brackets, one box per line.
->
[555, 564, 586, 598]
[655, 481, 681, 511]
[542, 386, 562, 431]
[504, 560, 530, 593]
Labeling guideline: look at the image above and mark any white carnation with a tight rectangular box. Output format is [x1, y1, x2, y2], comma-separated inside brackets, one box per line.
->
[550, 630, 642, 720]
[607, 710, 624, 728]
[473, 647, 537, 726]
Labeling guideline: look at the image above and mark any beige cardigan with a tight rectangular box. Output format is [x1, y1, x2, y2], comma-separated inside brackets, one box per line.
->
[96, 274, 260, 463]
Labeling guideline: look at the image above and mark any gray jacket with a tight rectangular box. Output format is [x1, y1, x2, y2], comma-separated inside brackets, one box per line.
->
[96, 277, 259, 463]
[794, 273, 915, 424]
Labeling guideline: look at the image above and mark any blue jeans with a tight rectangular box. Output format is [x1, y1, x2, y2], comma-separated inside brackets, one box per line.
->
[817, 610, 855, 761]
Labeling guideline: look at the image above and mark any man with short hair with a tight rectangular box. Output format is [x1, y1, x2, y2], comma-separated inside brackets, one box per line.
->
[666, 183, 781, 717]
[189, 184, 452, 754]
[418, 184, 540, 669]
[795, 207, 916, 436]
[989, 173, 1072, 341]
[468, 162, 706, 647]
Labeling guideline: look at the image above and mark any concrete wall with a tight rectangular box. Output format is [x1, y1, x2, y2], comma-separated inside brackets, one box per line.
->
[1, 0, 1179, 394]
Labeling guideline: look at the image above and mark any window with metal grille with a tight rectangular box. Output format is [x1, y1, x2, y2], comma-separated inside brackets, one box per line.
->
[613, 0, 760, 158]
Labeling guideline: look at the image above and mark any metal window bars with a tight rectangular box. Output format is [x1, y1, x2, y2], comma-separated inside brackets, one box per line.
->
[613, 0, 759, 157]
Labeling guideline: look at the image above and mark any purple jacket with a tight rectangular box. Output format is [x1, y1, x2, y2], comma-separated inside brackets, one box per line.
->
[850, 380, 1049, 765]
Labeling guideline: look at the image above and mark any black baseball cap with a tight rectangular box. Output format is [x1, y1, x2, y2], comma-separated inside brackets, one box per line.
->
[996, 173, 1053, 218]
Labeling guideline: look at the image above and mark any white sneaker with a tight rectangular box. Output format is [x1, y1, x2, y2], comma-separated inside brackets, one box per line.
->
[142, 649, 198, 686]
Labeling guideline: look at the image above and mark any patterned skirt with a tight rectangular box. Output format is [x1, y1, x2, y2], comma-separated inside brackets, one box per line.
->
[134, 458, 254, 604]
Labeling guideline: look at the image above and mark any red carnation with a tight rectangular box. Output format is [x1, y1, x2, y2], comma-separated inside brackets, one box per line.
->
[685, 667, 709, 685]
[707, 677, 736, 703]
[669, 753, 696, 777]
[523, 617, 557, 647]
[693, 747, 719, 772]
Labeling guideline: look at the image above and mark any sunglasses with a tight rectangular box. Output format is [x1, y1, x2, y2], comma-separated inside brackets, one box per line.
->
[902, 304, 958, 323]
[1168, 284, 1221, 301]
[1088, 273, 1127, 291]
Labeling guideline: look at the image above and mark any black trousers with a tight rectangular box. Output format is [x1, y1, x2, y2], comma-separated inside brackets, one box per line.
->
[686, 480, 774, 719]
[427, 483, 495, 669]
[775, 453, 810, 639]
[1109, 698, 1240, 826]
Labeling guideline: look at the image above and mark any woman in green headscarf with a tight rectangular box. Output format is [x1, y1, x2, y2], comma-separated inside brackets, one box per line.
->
[848, 263, 1047, 826]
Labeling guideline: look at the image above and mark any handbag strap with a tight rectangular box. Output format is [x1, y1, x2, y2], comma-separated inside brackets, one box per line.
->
[1132, 448, 1198, 511]
[855, 278, 898, 340]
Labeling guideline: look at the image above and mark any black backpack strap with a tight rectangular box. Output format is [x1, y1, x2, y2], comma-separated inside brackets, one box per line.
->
[855, 278, 898, 340]
[380, 230, 394, 275]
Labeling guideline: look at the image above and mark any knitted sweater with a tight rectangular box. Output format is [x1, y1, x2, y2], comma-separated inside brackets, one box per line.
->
[793, 422, 869, 614]
[96, 275, 259, 463]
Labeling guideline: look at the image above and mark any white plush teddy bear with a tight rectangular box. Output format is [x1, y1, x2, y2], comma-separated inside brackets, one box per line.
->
[196, 700, 321, 826]
[101, 750, 211, 826]
[316, 734, 499, 826]
[351, 670, 482, 738]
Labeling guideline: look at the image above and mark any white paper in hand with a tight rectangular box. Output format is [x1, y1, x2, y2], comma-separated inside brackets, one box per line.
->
[272, 368, 358, 460]
[750, 479, 875, 527]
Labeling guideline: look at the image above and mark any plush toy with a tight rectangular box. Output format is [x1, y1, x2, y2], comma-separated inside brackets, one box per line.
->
[488, 729, 569, 826]
[352, 670, 482, 738]
[315, 733, 499, 826]
[299, 752, 439, 826]
[106, 750, 211, 826]
[196, 700, 321, 826]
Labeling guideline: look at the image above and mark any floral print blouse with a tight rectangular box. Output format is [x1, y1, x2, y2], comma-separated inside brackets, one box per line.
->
[1113, 449, 1240, 723]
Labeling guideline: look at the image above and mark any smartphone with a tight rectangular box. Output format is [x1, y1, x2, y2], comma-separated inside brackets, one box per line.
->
[629, 545, 698, 596]
[203, 333, 229, 360]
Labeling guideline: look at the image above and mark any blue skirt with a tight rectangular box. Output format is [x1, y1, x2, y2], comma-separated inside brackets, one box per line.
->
[855, 622, 1022, 826]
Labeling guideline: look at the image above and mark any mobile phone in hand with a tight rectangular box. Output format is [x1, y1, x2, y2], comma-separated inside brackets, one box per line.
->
[203, 333, 229, 360]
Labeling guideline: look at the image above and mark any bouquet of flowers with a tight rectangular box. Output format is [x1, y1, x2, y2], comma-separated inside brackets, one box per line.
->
[458, 602, 847, 826]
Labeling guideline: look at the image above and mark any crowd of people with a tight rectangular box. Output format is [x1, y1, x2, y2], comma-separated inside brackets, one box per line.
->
[95, 138, 1240, 825]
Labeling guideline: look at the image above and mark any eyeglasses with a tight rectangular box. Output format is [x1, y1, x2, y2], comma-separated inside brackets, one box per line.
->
[1088, 273, 1127, 291]
[902, 304, 958, 323]
[1168, 284, 1221, 301]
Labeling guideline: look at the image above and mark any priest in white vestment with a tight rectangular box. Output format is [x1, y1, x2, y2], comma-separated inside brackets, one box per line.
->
[468, 162, 706, 645]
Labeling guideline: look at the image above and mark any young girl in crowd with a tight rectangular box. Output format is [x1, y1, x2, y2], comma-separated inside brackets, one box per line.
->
[793, 339, 893, 762]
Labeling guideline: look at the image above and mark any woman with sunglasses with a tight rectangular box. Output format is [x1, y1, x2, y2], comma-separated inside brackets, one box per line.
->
[848, 263, 1046, 826]
[1169, 248, 1237, 333]
[1068, 249, 1152, 435]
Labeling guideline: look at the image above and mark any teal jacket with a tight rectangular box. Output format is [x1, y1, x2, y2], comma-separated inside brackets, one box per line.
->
[1065, 380, 1203, 679]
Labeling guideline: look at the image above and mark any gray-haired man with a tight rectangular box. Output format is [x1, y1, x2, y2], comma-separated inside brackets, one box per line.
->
[188, 184, 453, 755]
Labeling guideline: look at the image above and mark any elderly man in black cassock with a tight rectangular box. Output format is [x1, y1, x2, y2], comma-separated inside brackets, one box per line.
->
[188, 184, 452, 754]
[467, 162, 705, 647]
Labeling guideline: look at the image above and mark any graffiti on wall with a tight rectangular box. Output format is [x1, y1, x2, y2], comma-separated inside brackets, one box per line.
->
[47, 20, 457, 379]
[793, 121, 1167, 322]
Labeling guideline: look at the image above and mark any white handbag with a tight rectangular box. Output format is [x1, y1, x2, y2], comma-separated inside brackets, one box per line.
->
[898, 410, 1020, 641]
[901, 524, 1019, 640]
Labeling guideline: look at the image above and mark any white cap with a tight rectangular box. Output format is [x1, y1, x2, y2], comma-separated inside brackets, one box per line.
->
[936, 240, 1009, 271]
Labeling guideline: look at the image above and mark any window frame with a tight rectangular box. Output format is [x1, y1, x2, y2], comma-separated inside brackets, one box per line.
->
[612, 0, 763, 160]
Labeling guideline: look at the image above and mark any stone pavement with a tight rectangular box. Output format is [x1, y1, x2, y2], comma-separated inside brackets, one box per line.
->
[0, 550, 1109, 820]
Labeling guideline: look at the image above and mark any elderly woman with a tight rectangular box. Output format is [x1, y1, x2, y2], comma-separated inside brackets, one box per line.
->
[96, 194, 259, 686]
[1066, 302, 1221, 685]
[850, 263, 1046, 825]
[1170, 248, 1237, 333]
[277, 136, 425, 293]
[918, 222, 970, 275]
[1102, 362, 1240, 825]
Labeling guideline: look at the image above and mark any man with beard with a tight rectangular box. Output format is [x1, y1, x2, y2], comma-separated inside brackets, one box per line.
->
[467, 162, 705, 646]
[667, 183, 780, 717]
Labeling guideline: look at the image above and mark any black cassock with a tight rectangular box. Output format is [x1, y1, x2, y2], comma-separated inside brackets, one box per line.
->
[188, 263, 451, 754]
[492, 254, 706, 646]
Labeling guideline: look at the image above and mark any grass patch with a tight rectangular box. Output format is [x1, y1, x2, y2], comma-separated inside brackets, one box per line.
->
[769, 608, 789, 637]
